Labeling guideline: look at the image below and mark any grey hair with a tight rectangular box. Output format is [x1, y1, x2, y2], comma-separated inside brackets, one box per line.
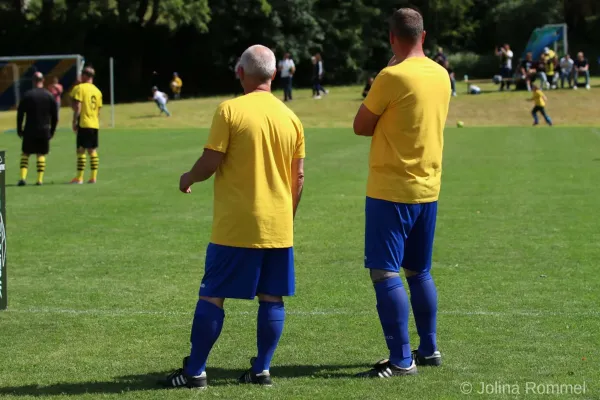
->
[239, 45, 276, 82]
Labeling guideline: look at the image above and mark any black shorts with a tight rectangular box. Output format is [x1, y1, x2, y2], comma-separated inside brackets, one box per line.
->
[22, 135, 50, 155]
[77, 128, 99, 149]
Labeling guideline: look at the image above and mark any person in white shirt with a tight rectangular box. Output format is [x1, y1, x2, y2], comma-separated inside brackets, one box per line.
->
[278, 52, 295, 102]
[495, 44, 514, 91]
[151, 86, 171, 117]
[559, 54, 574, 89]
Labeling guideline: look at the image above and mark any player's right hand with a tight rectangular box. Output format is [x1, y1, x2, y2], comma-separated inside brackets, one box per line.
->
[179, 172, 193, 194]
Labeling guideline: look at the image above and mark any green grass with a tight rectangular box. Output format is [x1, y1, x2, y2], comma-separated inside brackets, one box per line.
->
[0, 124, 599, 399]
[1, 77, 600, 132]
[1, 83, 600, 399]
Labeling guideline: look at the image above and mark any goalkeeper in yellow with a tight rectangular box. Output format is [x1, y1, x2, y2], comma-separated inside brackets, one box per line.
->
[70, 67, 102, 184]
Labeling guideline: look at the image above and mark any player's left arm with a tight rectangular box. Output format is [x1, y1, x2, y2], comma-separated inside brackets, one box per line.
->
[97, 91, 103, 116]
[292, 122, 306, 217]
[49, 96, 58, 137]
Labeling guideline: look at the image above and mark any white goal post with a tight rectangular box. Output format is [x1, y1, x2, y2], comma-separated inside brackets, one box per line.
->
[543, 23, 568, 56]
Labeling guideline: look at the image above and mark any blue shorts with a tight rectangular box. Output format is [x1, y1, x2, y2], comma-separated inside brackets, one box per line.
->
[199, 243, 295, 300]
[365, 197, 438, 273]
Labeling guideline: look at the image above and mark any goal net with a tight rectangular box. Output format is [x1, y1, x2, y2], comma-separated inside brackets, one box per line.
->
[0, 54, 84, 111]
[522, 24, 568, 61]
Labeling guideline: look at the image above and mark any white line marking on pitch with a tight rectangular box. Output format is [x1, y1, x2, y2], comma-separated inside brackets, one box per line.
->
[4, 307, 599, 318]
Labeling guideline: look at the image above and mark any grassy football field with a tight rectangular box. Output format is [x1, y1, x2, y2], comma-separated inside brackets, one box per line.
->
[0, 85, 599, 399]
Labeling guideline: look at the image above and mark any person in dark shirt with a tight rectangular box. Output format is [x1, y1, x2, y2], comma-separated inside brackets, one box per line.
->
[312, 53, 328, 99]
[444, 60, 457, 97]
[16, 72, 58, 186]
[573, 52, 590, 90]
[433, 47, 446, 65]
[519, 52, 537, 92]
[362, 76, 374, 98]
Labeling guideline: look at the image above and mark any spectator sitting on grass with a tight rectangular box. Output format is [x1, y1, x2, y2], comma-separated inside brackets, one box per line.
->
[559, 54, 574, 89]
[520, 52, 537, 92]
[535, 56, 549, 90]
[573, 52, 591, 90]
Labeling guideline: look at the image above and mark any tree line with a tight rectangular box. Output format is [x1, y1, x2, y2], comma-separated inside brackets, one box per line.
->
[1, 0, 598, 101]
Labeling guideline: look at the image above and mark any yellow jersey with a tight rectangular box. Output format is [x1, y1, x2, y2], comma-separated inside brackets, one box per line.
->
[533, 90, 546, 107]
[71, 82, 102, 129]
[171, 77, 182, 93]
[545, 50, 556, 75]
[205, 92, 305, 248]
[363, 57, 451, 204]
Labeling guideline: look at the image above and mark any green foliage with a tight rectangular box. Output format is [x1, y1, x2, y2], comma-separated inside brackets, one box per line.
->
[3, 0, 599, 98]
[155, 0, 211, 31]
[447, 52, 499, 79]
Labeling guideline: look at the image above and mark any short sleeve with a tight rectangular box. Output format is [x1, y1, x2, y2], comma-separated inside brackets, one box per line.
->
[71, 85, 81, 102]
[293, 120, 305, 159]
[204, 103, 230, 153]
[363, 69, 395, 116]
[290, 60, 295, 69]
[98, 91, 103, 108]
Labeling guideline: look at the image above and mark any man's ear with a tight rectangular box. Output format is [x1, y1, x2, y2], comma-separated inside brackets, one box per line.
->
[421, 30, 427, 45]
[389, 31, 395, 45]
[272, 70, 277, 80]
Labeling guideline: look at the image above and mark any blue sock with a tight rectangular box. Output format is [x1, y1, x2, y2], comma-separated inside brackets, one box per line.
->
[374, 277, 412, 368]
[253, 301, 285, 373]
[186, 299, 225, 376]
[407, 272, 438, 356]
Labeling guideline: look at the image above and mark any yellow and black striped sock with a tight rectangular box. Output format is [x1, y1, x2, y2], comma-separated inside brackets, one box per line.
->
[90, 151, 99, 181]
[20, 154, 29, 181]
[76, 153, 86, 181]
[36, 155, 46, 184]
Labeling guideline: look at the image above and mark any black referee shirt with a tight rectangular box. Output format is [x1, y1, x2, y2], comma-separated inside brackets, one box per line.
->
[17, 88, 58, 138]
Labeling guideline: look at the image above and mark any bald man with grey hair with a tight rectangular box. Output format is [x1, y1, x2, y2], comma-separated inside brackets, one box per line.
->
[239, 45, 277, 82]
[165, 44, 305, 389]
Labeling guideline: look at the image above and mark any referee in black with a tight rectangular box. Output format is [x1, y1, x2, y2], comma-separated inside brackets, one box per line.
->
[17, 72, 58, 186]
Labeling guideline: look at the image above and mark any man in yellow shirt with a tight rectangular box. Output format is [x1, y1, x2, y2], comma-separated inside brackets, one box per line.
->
[70, 67, 102, 184]
[530, 84, 552, 126]
[170, 72, 182, 99]
[353, 7, 450, 378]
[164, 45, 305, 389]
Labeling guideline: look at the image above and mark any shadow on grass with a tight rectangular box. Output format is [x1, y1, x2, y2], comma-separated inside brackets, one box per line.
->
[6, 183, 57, 188]
[129, 114, 162, 119]
[0, 364, 363, 396]
[6, 182, 89, 188]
